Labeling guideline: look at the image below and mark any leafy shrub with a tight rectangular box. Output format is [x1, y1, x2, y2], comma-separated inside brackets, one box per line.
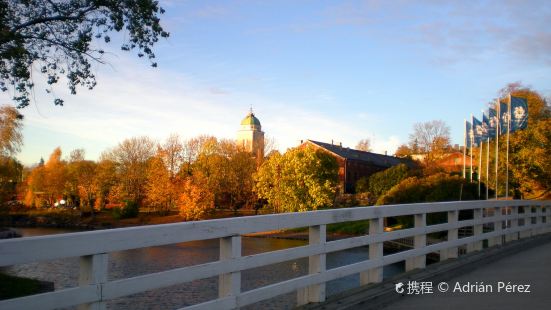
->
[355, 177, 369, 193]
[376, 173, 480, 206]
[111, 200, 139, 219]
[367, 164, 410, 198]
[378, 174, 482, 227]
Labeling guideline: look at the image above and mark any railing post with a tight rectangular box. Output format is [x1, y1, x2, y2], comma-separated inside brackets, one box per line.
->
[297, 225, 326, 306]
[405, 213, 426, 271]
[441, 210, 458, 261]
[534, 206, 542, 235]
[541, 206, 551, 234]
[78, 253, 108, 310]
[508, 205, 519, 241]
[519, 206, 532, 239]
[489, 206, 503, 247]
[545, 207, 551, 234]
[467, 208, 483, 252]
[219, 235, 241, 303]
[360, 217, 383, 284]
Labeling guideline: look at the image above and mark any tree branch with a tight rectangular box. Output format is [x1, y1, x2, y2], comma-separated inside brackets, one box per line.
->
[11, 6, 97, 33]
[19, 34, 105, 64]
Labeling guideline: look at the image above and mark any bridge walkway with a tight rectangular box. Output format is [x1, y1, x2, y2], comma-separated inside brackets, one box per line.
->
[301, 233, 551, 310]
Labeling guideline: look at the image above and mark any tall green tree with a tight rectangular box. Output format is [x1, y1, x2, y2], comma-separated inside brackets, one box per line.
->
[255, 145, 339, 213]
[1, 0, 169, 107]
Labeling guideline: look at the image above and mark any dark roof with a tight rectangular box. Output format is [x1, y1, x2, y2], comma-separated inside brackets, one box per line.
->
[306, 140, 410, 168]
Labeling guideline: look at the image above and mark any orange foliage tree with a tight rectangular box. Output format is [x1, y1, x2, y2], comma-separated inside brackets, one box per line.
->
[25, 147, 67, 207]
[144, 150, 178, 214]
[177, 172, 214, 221]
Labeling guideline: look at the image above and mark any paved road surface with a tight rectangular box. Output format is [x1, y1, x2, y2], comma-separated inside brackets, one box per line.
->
[382, 239, 551, 310]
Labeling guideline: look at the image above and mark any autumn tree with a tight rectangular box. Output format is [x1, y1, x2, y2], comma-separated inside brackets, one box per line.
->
[492, 83, 551, 198]
[181, 135, 216, 176]
[178, 172, 214, 221]
[255, 145, 339, 213]
[0, 105, 23, 203]
[1, 0, 169, 107]
[191, 138, 256, 211]
[25, 147, 67, 207]
[92, 158, 117, 209]
[144, 150, 175, 214]
[43, 147, 67, 205]
[103, 136, 155, 207]
[64, 148, 84, 206]
[227, 150, 257, 211]
[0, 156, 22, 202]
[408, 120, 451, 173]
[75, 160, 97, 212]
[356, 138, 372, 152]
[24, 164, 45, 208]
[394, 144, 413, 158]
[162, 134, 184, 180]
[0, 105, 23, 156]
[65, 149, 97, 213]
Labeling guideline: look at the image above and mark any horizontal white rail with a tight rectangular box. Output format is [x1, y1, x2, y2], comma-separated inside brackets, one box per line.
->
[1, 200, 550, 310]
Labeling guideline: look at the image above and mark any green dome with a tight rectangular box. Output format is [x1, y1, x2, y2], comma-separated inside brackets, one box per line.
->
[241, 113, 261, 126]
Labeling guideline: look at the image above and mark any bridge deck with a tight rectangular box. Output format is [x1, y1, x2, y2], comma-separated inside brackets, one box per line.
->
[301, 233, 551, 310]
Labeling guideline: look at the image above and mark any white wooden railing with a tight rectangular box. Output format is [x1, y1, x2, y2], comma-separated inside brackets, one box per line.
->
[1, 200, 551, 310]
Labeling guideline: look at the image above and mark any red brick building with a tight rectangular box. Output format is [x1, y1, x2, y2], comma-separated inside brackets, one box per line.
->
[302, 140, 413, 193]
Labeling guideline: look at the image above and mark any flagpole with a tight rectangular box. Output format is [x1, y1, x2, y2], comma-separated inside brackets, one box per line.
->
[505, 94, 511, 199]
[478, 137, 482, 198]
[495, 99, 499, 199]
[470, 114, 473, 183]
[463, 119, 467, 179]
[486, 137, 489, 200]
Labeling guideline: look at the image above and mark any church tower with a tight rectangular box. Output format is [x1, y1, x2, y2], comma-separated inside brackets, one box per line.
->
[237, 109, 264, 160]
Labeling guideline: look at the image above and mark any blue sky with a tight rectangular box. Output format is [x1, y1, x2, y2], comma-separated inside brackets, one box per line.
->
[4, 0, 551, 165]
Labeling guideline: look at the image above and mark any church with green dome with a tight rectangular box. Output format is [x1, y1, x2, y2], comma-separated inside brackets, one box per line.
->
[237, 109, 264, 160]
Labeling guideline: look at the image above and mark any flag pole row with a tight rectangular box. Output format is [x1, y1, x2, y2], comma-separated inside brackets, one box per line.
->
[462, 94, 528, 200]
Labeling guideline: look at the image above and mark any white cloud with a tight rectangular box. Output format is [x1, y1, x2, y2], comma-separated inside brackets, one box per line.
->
[6, 55, 402, 164]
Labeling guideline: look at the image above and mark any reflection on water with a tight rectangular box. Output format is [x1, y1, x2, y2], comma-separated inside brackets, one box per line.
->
[3, 228, 404, 309]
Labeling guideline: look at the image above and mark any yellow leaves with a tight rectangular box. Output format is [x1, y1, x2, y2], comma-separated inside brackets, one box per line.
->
[178, 173, 214, 221]
[144, 154, 175, 213]
[255, 145, 338, 213]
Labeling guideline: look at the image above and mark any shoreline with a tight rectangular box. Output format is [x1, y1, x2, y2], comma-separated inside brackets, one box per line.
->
[1, 211, 365, 241]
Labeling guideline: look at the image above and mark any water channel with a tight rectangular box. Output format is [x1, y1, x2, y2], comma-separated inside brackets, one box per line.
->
[2, 227, 405, 309]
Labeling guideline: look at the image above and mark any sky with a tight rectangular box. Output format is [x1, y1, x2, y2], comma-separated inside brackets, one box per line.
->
[3, 0, 551, 166]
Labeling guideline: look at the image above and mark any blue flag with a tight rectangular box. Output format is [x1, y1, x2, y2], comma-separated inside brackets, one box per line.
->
[488, 108, 498, 137]
[466, 121, 473, 147]
[499, 100, 509, 135]
[472, 117, 483, 146]
[510, 96, 528, 131]
[482, 112, 491, 140]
